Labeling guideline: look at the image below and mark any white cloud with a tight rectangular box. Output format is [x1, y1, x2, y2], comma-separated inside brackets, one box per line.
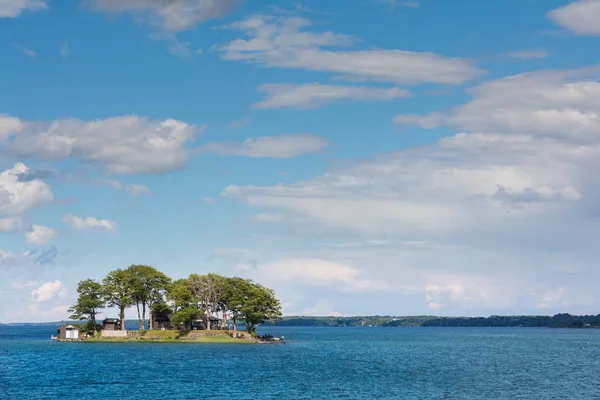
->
[396, 66, 600, 142]
[31, 280, 66, 302]
[0, 163, 54, 216]
[95, 179, 151, 195]
[198, 134, 328, 158]
[1, 115, 203, 174]
[63, 214, 117, 232]
[253, 83, 411, 109]
[86, 0, 243, 32]
[0, 217, 21, 232]
[0, 115, 25, 139]
[508, 50, 550, 60]
[548, 0, 600, 36]
[254, 258, 391, 293]
[220, 65, 600, 314]
[226, 68, 597, 235]
[218, 14, 483, 85]
[125, 184, 151, 195]
[0, 0, 47, 18]
[25, 225, 56, 245]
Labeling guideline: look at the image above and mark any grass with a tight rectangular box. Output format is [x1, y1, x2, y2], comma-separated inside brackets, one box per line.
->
[82, 330, 259, 344]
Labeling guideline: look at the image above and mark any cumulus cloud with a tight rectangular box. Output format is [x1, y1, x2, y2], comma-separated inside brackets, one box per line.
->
[0, 163, 54, 216]
[63, 214, 117, 232]
[255, 258, 391, 293]
[0, 0, 47, 18]
[220, 65, 600, 314]
[0, 115, 25, 138]
[253, 83, 411, 109]
[218, 14, 483, 85]
[31, 280, 66, 302]
[85, 0, 243, 32]
[226, 68, 600, 238]
[25, 225, 56, 246]
[1, 115, 203, 174]
[548, 0, 600, 36]
[198, 134, 328, 158]
[395, 66, 600, 141]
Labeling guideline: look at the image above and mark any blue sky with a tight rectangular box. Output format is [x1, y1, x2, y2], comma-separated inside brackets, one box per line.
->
[2, 0, 600, 322]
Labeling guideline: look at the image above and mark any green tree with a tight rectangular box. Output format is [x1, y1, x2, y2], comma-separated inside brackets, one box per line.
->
[167, 278, 198, 329]
[170, 306, 200, 328]
[102, 268, 134, 330]
[221, 277, 253, 331]
[167, 278, 195, 313]
[241, 282, 282, 333]
[68, 279, 105, 329]
[188, 273, 226, 330]
[126, 264, 171, 330]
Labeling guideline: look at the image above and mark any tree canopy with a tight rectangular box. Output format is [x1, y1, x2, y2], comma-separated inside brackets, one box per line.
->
[102, 268, 134, 331]
[126, 264, 171, 330]
[70, 267, 282, 333]
[68, 279, 105, 329]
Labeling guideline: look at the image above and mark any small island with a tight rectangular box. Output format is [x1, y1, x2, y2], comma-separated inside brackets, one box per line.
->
[53, 265, 284, 344]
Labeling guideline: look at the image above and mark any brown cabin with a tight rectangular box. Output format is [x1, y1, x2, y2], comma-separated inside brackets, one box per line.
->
[102, 318, 121, 331]
[56, 325, 80, 340]
[151, 313, 172, 330]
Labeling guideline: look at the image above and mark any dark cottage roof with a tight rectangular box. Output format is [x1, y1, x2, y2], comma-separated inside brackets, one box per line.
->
[103, 318, 120, 323]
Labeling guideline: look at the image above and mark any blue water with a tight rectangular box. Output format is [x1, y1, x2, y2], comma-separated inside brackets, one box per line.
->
[1, 326, 599, 399]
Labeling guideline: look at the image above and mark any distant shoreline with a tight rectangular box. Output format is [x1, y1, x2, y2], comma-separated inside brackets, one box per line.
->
[3, 313, 599, 328]
[263, 313, 600, 328]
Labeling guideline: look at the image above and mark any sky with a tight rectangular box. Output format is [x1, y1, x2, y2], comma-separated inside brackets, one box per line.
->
[1, 0, 600, 322]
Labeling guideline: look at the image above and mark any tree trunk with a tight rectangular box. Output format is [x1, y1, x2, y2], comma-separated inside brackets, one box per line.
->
[120, 306, 126, 331]
[233, 317, 237, 332]
[245, 321, 249, 332]
[148, 309, 153, 330]
[206, 316, 211, 331]
[142, 303, 146, 330]
[136, 303, 143, 330]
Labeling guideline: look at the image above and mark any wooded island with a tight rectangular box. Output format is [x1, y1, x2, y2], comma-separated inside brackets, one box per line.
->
[65, 265, 282, 342]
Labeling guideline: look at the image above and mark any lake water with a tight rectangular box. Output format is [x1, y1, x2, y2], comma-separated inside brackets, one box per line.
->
[1, 325, 599, 399]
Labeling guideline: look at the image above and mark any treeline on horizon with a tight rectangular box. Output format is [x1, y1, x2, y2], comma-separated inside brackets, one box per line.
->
[262, 313, 600, 328]
[4, 313, 600, 328]
[68, 264, 282, 333]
